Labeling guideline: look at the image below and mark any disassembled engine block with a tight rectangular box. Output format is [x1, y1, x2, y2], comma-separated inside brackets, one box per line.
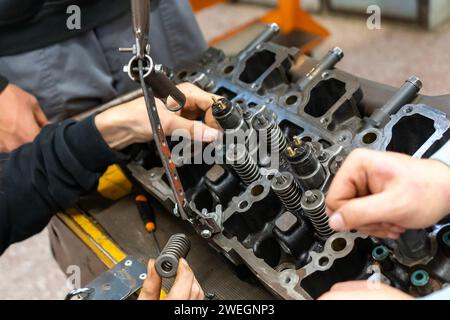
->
[127, 25, 450, 299]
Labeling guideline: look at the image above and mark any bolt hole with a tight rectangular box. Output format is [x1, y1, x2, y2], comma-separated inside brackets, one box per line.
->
[318, 152, 328, 162]
[331, 238, 347, 252]
[251, 185, 264, 197]
[319, 257, 329, 267]
[301, 136, 312, 142]
[285, 95, 298, 106]
[239, 200, 249, 209]
[285, 276, 291, 284]
[362, 132, 378, 145]
[223, 65, 234, 74]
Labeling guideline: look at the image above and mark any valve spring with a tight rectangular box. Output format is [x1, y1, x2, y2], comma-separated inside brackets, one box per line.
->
[155, 233, 191, 278]
[266, 120, 288, 153]
[271, 172, 302, 214]
[226, 144, 261, 185]
[301, 190, 334, 239]
[253, 113, 287, 154]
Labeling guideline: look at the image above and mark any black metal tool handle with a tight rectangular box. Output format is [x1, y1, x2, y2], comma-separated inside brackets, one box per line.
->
[146, 66, 186, 112]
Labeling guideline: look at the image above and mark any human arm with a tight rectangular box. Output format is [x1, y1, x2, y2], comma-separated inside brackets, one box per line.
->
[0, 83, 219, 254]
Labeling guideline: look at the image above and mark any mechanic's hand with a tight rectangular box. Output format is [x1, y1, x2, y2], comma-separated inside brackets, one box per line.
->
[95, 83, 221, 150]
[138, 258, 204, 300]
[169, 82, 220, 129]
[0, 84, 48, 152]
[326, 149, 450, 239]
[318, 281, 413, 300]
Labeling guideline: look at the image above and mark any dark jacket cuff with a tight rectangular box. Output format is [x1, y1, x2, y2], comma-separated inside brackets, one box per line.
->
[65, 115, 130, 173]
[0, 75, 8, 92]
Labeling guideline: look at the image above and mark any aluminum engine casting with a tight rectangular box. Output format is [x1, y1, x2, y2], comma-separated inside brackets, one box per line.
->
[125, 25, 450, 299]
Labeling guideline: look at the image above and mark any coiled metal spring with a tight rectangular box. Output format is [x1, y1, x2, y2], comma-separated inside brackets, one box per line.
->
[267, 120, 288, 153]
[253, 113, 287, 154]
[155, 233, 191, 278]
[226, 143, 261, 185]
[271, 172, 302, 214]
[301, 190, 334, 239]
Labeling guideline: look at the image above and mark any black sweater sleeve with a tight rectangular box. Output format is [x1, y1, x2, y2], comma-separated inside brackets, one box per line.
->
[0, 116, 128, 255]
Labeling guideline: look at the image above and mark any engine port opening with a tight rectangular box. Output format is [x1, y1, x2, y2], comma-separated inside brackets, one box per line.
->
[253, 236, 281, 267]
[239, 50, 276, 84]
[192, 189, 215, 212]
[304, 79, 346, 118]
[331, 100, 360, 127]
[215, 87, 237, 100]
[386, 114, 435, 155]
[280, 120, 304, 138]
[319, 139, 332, 149]
[300, 238, 371, 299]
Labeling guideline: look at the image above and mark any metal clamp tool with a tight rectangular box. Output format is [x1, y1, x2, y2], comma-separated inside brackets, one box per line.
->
[120, 0, 190, 220]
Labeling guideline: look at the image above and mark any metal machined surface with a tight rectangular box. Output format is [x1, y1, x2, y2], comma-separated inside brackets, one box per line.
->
[79, 24, 450, 299]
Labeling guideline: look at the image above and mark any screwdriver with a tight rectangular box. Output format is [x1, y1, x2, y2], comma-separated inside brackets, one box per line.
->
[135, 194, 161, 253]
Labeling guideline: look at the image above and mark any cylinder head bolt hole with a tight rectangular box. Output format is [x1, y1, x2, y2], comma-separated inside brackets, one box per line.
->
[318, 256, 329, 267]
[224, 65, 234, 74]
[239, 200, 249, 209]
[331, 238, 347, 252]
[251, 184, 265, 197]
[362, 132, 378, 145]
[285, 95, 298, 106]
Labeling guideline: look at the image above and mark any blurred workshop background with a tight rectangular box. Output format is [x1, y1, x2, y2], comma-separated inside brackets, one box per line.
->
[2, 0, 450, 299]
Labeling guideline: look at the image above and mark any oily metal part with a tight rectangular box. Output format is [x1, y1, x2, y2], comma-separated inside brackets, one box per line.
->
[78, 24, 450, 299]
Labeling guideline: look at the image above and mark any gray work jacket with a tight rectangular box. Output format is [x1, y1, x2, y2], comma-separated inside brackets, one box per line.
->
[0, 0, 206, 120]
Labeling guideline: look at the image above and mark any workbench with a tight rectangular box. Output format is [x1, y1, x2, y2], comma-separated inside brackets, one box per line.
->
[49, 192, 275, 300]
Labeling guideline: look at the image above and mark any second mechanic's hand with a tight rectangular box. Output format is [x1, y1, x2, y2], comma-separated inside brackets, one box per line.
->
[0, 84, 48, 152]
[138, 258, 204, 300]
[318, 281, 413, 300]
[326, 149, 450, 239]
